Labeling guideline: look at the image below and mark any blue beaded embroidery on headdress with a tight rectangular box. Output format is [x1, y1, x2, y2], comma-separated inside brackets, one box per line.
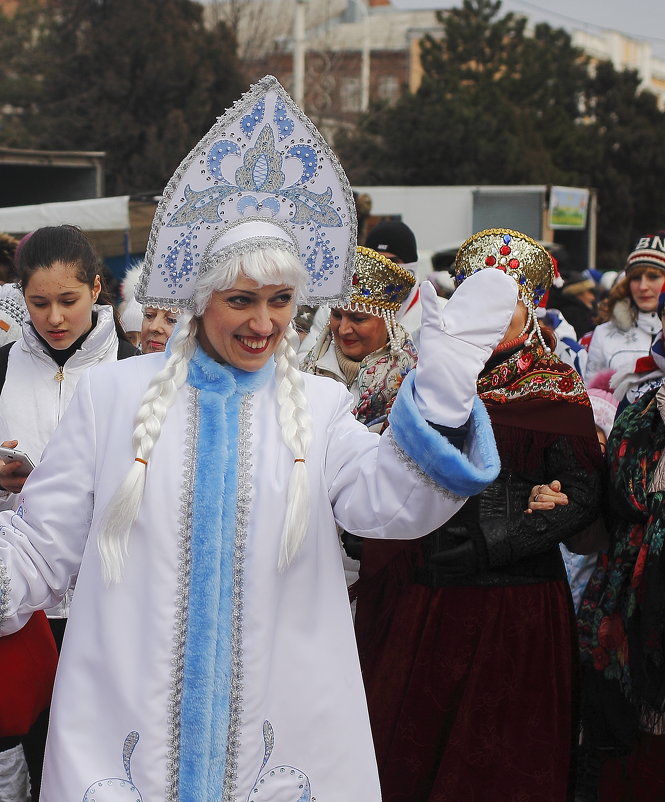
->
[137, 75, 357, 310]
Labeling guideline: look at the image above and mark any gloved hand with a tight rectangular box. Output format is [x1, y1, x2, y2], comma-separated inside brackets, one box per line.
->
[414, 272, 518, 426]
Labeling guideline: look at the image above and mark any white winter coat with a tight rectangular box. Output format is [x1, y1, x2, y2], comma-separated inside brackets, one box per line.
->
[584, 299, 660, 393]
[0, 304, 120, 616]
[0, 347, 498, 802]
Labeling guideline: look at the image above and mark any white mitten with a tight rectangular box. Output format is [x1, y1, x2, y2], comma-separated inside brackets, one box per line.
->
[414, 272, 518, 427]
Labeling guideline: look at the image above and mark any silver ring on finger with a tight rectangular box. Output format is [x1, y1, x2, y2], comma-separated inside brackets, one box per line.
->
[534, 493, 539, 502]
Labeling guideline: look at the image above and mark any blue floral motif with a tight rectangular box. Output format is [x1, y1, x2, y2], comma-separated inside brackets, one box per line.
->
[162, 229, 196, 291]
[240, 98, 266, 138]
[10, 503, 26, 531]
[287, 145, 317, 183]
[273, 97, 294, 140]
[82, 732, 143, 802]
[260, 197, 281, 216]
[305, 227, 337, 284]
[207, 141, 240, 181]
[238, 195, 259, 215]
[166, 125, 342, 235]
[246, 722, 314, 802]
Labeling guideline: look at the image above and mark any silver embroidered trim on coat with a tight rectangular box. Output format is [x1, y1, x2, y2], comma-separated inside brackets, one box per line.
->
[385, 428, 466, 502]
[222, 393, 254, 801]
[0, 558, 10, 625]
[164, 387, 200, 802]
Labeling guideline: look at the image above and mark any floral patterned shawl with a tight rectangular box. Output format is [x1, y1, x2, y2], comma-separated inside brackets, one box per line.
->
[578, 387, 665, 734]
[301, 323, 417, 428]
[477, 336, 600, 474]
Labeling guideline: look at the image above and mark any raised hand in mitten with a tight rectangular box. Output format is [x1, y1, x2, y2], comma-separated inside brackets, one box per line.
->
[414, 271, 518, 427]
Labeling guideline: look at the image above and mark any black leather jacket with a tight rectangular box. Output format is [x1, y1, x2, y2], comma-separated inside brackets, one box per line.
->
[414, 436, 603, 587]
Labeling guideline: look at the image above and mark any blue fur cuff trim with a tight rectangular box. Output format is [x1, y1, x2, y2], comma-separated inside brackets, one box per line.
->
[389, 371, 500, 496]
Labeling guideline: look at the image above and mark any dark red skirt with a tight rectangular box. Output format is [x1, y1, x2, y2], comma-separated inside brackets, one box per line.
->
[358, 581, 575, 802]
[598, 733, 665, 801]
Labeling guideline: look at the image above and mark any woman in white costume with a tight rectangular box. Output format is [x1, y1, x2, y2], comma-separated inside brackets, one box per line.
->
[0, 77, 517, 802]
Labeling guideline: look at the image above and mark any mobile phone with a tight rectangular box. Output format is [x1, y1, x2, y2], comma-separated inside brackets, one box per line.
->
[0, 447, 35, 476]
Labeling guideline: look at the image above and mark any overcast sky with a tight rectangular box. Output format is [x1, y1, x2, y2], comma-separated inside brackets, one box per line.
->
[391, 0, 665, 59]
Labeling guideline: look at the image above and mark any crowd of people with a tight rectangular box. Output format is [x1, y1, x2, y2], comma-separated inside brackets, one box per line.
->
[0, 75, 663, 802]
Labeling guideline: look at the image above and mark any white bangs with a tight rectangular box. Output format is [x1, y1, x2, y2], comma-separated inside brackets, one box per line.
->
[193, 246, 308, 316]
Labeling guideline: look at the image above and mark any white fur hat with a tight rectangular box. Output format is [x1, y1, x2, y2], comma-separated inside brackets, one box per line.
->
[120, 296, 143, 334]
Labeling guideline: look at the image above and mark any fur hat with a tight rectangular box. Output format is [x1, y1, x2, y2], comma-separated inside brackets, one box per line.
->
[120, 262, 144, 306]
[625, 232, 665, 275]
[120, 296, 144, 334]
[599, 270, 619, 293]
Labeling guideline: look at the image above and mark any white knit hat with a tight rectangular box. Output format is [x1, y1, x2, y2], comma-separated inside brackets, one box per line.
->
[120, 296, 144, 334]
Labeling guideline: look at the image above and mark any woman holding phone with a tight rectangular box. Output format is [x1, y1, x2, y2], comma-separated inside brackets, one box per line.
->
[0, 224, 136, 801]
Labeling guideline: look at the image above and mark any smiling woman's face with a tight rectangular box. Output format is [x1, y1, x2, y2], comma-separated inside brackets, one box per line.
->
[329, 309, 388, 362]
[196, 277, 295, 371]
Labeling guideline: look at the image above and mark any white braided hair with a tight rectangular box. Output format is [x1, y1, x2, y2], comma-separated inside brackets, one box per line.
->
[99, 246, 312, 583]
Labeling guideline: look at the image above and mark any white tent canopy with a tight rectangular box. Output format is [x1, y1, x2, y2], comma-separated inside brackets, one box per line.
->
[0, 196, 130, 234]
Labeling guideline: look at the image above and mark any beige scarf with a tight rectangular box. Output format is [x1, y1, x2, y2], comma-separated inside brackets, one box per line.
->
[334, 343, 362, 387]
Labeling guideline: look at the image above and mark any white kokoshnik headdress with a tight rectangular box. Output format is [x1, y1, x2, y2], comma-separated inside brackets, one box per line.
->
[101, 76, 358, 582]
[136, 75, 357, 310]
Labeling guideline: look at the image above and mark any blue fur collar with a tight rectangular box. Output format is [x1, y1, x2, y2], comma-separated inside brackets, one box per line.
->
[188, 344, 274, 393]
[179, 343, 264, 800]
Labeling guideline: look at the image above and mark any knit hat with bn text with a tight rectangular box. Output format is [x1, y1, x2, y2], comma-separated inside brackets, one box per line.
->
[625, 232, 665, 275]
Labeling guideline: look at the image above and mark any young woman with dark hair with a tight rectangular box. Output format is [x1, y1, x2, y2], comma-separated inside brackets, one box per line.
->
[0, 224, 137, 801]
